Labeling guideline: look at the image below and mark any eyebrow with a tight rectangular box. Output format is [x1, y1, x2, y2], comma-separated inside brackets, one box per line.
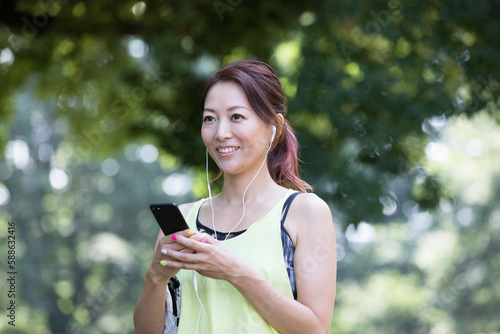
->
[203, 105, 250, 113]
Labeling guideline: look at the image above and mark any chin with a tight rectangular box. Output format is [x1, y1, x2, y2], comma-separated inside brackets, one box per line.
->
[217, 163, 243, 175]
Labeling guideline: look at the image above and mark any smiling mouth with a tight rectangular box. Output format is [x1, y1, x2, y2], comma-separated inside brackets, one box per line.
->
[217, 147, 239, 153]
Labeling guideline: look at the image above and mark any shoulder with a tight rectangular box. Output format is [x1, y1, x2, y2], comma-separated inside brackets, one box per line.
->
[178, 202, 197, 219]
[293, 192, 327, 207]
[291, 192, 332, 221]
[285, 192, 334, 243]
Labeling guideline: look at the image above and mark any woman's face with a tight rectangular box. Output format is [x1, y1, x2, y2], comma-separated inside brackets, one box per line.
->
[202, 81, 272, 176]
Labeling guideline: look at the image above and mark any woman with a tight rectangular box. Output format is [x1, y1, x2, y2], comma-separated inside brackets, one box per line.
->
[134, 60, 336, 333]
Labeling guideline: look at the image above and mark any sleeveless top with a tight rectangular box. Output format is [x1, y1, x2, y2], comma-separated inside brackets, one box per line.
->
[176, 190, 297, 334]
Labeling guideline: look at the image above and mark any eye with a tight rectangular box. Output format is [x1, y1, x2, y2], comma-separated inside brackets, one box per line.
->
[232, 114, 244, 120]
[203, 115, 215, 123]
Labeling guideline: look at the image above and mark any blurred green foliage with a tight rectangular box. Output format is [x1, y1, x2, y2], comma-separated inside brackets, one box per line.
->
[332, 111, 500, 333]
[0, 0, 499, 333]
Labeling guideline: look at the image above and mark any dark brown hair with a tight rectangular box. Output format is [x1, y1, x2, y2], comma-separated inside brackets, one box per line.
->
[200, 60, 312, 192]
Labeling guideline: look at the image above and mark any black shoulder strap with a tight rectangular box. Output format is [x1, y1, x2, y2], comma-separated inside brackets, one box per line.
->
[281, 192, 300, 227]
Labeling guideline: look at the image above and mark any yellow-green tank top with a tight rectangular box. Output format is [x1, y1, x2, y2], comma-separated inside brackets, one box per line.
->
[176, 190, 295, 334]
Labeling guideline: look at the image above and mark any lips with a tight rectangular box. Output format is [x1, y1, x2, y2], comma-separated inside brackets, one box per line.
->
[217, 146, 239, 154]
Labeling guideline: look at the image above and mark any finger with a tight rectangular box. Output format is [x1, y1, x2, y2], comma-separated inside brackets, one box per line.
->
[161, 258, 197, 270]
[160, 228, 194, 242]
[159, 233, 177, 244]
[158, 244, 196, 259]
[181, 229, 198, 237]
[179, 247, 196, 254]
[180, 231, 211, 243]
[191, 232, 217, 245]
[158, 242, 188, 252]
[172, 235, 212, 253]
[157, 258, 190, 272]
[167, 248, 200, 264]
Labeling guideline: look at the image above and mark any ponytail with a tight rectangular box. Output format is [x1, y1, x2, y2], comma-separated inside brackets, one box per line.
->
[268, 120, 313, 193]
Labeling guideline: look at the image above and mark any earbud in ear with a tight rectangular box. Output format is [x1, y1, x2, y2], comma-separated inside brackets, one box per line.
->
[270, 125, 276, 144]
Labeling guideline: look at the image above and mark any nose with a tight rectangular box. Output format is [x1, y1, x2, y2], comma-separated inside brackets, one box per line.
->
[215, 120, 232, 141]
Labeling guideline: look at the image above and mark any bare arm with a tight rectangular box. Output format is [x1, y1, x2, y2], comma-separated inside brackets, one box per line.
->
[167, 194, 337, 334]
[231, 193, 336, 333]
[133, 230, 170, 334]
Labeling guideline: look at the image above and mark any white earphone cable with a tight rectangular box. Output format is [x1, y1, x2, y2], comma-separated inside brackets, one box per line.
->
[206, 149, 217, 239]
[225, 140, 273, 238]
[193, 272, 208, 334]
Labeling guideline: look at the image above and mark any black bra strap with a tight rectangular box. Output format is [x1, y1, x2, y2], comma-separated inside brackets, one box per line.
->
[281, 192, 300, 227]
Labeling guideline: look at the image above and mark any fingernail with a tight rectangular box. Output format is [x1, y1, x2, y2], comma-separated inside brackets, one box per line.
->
[160, 260, 167, 267]
[172, 235, 178, 241]
[188, 230, 194, 236]
[161, 249, 167, 255]
[202, 239, 207, 243]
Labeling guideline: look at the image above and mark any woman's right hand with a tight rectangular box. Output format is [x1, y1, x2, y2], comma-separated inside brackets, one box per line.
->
[147, 229, 198, 282]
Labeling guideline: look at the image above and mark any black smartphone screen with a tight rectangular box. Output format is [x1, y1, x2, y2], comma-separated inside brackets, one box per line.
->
[149, 203, 190, 235]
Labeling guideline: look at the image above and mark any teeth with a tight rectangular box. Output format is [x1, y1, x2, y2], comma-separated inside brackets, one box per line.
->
[218, 147, 238, 153]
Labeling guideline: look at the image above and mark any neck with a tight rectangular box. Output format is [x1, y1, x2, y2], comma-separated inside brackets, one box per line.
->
[217, 164, 278, 205]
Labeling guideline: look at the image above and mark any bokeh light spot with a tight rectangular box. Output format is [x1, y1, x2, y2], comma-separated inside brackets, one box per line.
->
[162, 173, 192, 196]
[0, 183, 11, 206]
[425, 141, 450, 162]
[101, 158, 120, 176]
[128, 37, 148, 58]
[298, 11, 316, 26]
[138, 144, 158, 163]
[380, 195, 398, 215]
[345, 222, 376, 244]
[192, 55, 219, 78]
[49, 168, 70, 190]
[54, 280, 75, 299]
[0, 48, 15, 66]
[6, 139, 31, 170]
[132, 1, 147, 17]
[72, 2, 86, 17]
[89, 233, 133, 267]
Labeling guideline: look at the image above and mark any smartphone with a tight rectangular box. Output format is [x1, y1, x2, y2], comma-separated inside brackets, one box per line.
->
[149, 203, 190, 235]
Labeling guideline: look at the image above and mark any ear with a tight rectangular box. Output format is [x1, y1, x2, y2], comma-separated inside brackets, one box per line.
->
[276, 113, 285, 126]
[269, 114, 285, 148]
[274, 113, 285, 139]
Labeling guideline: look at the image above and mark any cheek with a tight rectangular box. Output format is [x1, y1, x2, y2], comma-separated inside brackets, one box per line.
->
[250, 129, 270, 150]
[201, 128, 212, 146]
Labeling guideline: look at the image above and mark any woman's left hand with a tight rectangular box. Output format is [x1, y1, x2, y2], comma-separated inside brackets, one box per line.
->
[166, 233, 247, 281]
